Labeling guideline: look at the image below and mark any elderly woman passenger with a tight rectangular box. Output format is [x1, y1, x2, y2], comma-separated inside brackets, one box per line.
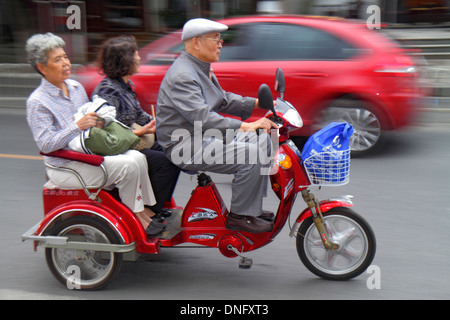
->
[25, 32, 164, 237]
[92, 36, 180, 220]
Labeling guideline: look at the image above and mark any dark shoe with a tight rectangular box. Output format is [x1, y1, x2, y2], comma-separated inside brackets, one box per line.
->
[259, 210, 274, 222]
[145, 205, 173, 218]
[226, 213, 273, 233]
[146, 220, 166, 237]
[150, 220, 166, 229]
[149, 208, 172, 222]
[152, 212, 166, 223]
[160, 208, 173, 218]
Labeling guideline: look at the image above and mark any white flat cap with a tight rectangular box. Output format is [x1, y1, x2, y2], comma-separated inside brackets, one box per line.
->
[181, 18, 228, 41]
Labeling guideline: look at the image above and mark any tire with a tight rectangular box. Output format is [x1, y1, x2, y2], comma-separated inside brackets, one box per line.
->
[45, 216, 123, 290]
[296, 207, 376, 281]
[318, 98, 387, 156]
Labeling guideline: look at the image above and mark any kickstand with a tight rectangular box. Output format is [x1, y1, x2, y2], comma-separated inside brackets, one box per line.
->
[227, 245, 253, 269]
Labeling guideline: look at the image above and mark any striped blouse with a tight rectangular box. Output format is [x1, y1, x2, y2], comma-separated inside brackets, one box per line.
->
[26, 78, 88, 167]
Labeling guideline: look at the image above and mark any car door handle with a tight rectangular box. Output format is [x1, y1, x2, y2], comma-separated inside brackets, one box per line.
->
[292, 72, 328, 78]
[215, 73, 245, 79]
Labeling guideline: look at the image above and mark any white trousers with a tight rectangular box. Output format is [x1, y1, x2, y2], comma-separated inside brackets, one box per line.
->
[45, 150, 156, 213]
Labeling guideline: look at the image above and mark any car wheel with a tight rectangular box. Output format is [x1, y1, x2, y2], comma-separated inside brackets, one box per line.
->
[318, 98, 386, 156]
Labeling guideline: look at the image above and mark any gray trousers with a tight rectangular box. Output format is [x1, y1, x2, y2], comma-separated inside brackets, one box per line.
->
[169, 131, 273, 217]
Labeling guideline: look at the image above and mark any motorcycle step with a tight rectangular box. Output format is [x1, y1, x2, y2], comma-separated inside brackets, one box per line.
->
[228, 244, 253, 269]
[159, 209, 183, 240]
[239, 257, 253, 269]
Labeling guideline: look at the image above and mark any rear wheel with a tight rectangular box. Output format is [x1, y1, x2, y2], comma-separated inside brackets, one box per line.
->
[296, 207, 376, 280]
[45, 216, 123, 290]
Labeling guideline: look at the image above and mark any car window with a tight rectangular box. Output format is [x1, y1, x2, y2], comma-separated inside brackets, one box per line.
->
[219, 24, 256, 61]
[221, 22, 358, 61]
[144, 42, 184, 65]
[144, 26, 254, 65]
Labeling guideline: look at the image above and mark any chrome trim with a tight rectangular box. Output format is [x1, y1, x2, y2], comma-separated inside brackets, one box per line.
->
[22, 219, 135, 253]
[30, 209, 128, 244]
[289, 220, 300, 238]
[22, 221, 67, 245]
[328, 195, 354, 205]
[44, 162, 108, 201]
[375, 67, 417, 74]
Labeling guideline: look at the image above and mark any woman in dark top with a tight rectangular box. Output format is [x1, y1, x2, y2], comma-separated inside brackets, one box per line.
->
[93, 36, 180, 220]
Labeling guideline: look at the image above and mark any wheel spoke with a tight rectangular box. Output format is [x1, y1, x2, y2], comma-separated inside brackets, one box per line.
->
[301, 214, 370, 276]
[342, 246, 361, 260]
[51, 223, 116, 288]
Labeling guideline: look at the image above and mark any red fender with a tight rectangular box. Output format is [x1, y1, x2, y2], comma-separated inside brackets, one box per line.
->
[296, 198, 354, 224]
[36, 202, 132, 243]
[36, 189, 160, 254]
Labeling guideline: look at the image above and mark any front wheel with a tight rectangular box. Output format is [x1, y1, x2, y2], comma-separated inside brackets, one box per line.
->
[296, 207, 376, 280]
[45, 216, 123, 290]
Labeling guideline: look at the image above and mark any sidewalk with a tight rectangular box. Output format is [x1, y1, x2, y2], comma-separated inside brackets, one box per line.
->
[0, 64, 39, 108]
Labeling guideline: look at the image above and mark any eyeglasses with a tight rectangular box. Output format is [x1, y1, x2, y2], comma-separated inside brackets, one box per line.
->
[200, 36, 224, 46]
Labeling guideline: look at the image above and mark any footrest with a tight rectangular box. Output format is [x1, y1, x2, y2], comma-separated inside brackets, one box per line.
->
[160, 209, 183, 240]
[239, 257, 253, 269]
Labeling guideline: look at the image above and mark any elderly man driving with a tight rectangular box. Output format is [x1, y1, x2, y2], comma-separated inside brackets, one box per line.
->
[156, 18, 277, 233]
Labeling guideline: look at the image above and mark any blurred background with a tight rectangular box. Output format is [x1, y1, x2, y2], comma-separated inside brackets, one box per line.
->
[1, 0, 450, 64]
[1, 0, 450, 113]
[0, 0, 450, 63]
[1, 1, 450, 299]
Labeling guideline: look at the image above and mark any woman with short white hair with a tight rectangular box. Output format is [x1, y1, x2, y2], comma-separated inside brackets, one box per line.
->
[25, 32, 164, 237]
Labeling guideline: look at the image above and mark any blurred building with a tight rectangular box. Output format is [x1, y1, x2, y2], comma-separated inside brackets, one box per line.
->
[1, 0, 449, 64]
[0, 0, 259, 63]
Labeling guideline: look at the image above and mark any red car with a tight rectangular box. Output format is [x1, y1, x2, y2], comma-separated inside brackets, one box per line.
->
[76, 15, 425, 155]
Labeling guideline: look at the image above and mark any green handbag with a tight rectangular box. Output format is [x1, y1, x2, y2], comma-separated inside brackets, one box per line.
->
[84, 121, 140, 156]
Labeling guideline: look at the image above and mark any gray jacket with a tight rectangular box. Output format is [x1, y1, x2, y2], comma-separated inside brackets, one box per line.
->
[156, 50, 256, 159]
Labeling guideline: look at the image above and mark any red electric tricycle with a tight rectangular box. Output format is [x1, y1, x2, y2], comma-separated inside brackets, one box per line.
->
[22, 69, 376, 290]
